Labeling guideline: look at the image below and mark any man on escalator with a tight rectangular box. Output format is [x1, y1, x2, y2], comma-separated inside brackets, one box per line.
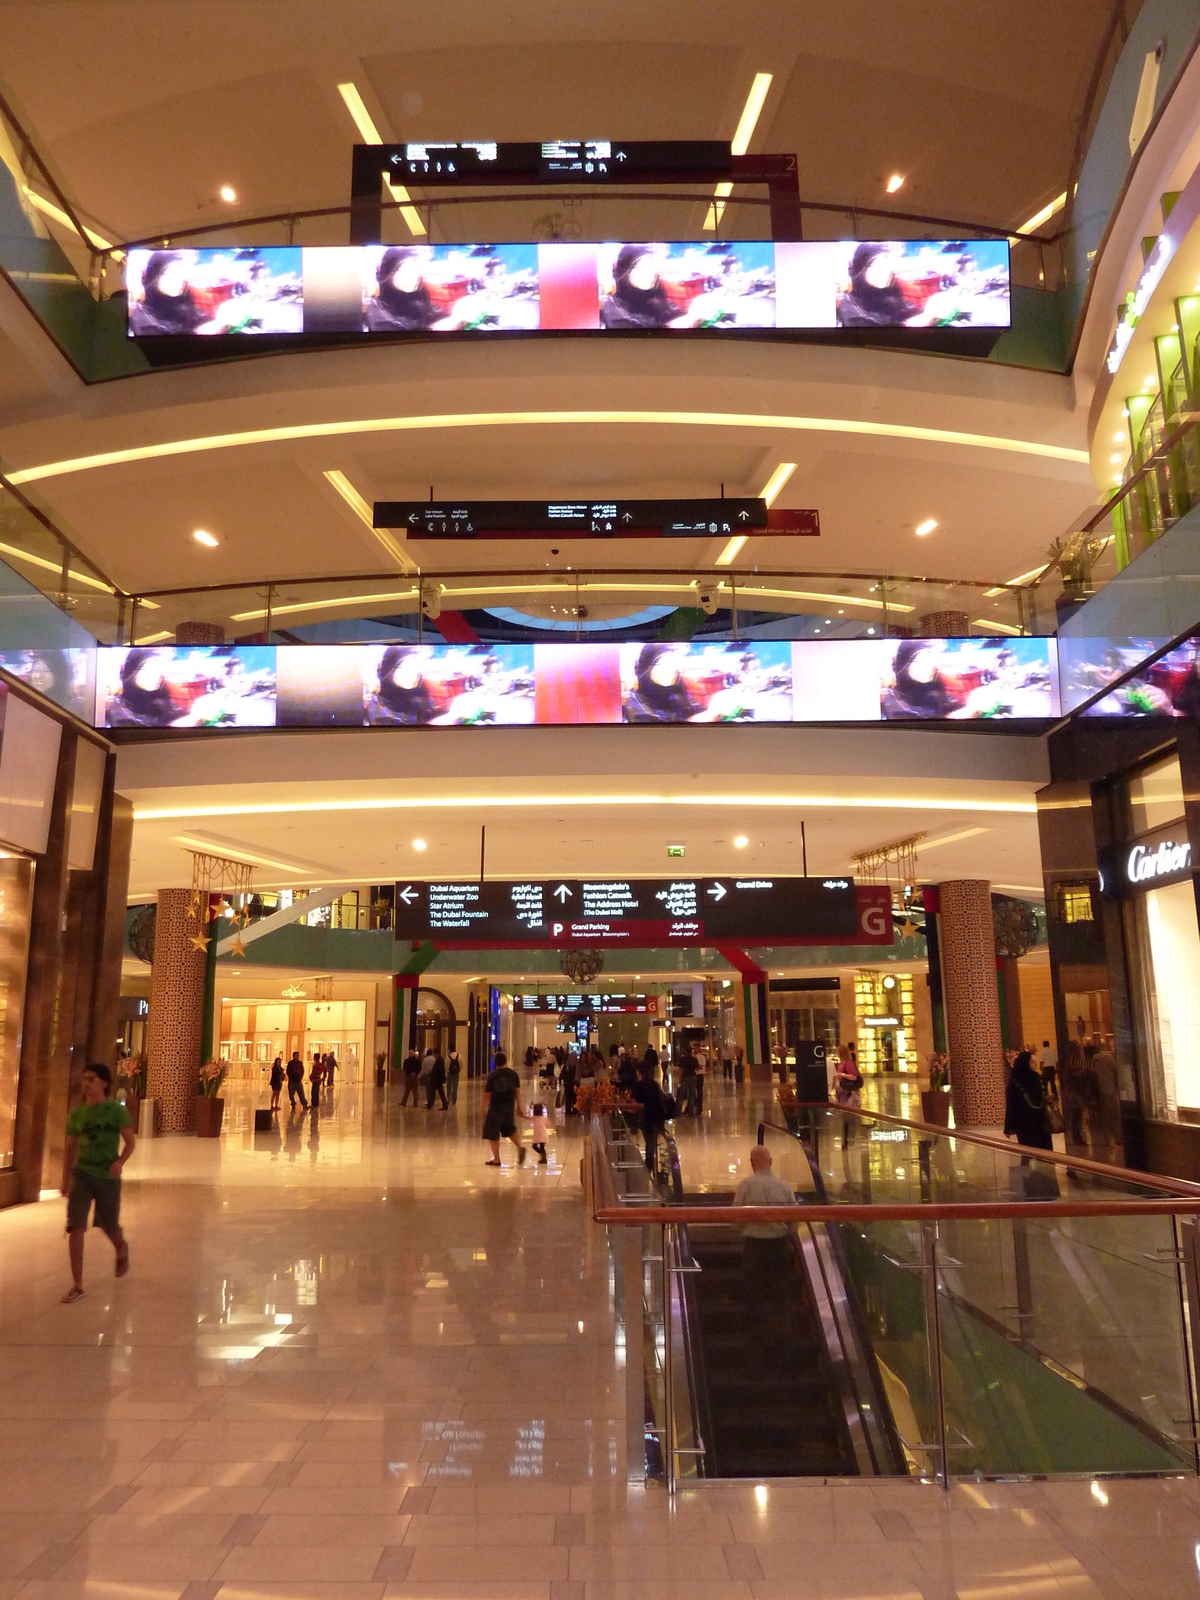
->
[734, 1145, 799, 1334]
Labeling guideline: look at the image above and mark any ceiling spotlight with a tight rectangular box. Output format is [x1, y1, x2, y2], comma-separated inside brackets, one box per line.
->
[915, 518, 938, 537]
[193, 529, 219, 547]
[219, 185, 237, 204]
[734, 835, 749, 848]
[1110, 453, 1121, 463]
[886, 173, 905, 194]
[412, 838, 427, 851]
[1113, 431, 1124, 442]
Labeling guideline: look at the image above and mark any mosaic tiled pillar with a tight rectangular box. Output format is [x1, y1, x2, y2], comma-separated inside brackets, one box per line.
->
[937, 879, 1005, 1126]
[146, 888, 206, 1132]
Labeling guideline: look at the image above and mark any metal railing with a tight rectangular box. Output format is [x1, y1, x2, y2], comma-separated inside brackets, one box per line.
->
[590, 1100, 1200, 1491]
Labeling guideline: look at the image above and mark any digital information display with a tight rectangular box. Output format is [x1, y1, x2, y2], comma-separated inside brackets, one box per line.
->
[384, 140, 734, 185]
[515, 992, 654, 1013]
[392, 875, 859, 947]
[87, 637, 1062, 731]
[126, 237, 1011, 339]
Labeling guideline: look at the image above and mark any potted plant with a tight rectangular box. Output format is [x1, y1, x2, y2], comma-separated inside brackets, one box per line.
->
[1047, 531, 1108, 627]
[194, 1058, 227, 1137]
[921, 1054, 952, 1127]
[128, 1056, 148, 1133]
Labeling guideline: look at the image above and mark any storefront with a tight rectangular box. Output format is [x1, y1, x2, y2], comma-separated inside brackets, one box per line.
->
[1039, 724, 1200, 1177]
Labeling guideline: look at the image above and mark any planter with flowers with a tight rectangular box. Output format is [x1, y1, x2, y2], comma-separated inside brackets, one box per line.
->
[921, 1053, 952, 1127]
[194, 1058, 227, 1137]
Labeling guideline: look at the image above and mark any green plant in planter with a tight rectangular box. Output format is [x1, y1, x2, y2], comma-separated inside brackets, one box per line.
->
[1046, 530, 1108, 596]
[198, 1058, 227, 1098]
[927, 1053, 949, 1091]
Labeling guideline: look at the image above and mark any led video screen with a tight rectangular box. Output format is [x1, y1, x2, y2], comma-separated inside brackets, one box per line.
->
[792, 636, 1060, 721]
[93, 638, 1055, 730]
[96, 646, 276, 728]
[1073, 635, 1200, 717]
[0, 648, 95, 723]
[126, 238, 1011, 338]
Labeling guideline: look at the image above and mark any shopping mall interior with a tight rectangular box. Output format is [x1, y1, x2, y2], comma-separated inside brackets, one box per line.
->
[3, 1, 1200, 1594]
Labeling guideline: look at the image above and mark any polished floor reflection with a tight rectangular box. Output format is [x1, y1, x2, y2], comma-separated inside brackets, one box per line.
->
[0, 1075, 1195, 1600]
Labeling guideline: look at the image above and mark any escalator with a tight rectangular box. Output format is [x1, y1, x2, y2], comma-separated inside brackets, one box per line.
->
[685, 1228, 861, 1476]
[665, 1131, 905, 1480]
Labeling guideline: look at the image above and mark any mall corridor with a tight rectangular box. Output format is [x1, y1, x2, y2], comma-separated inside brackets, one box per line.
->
[0, 1083, 1195, 1600]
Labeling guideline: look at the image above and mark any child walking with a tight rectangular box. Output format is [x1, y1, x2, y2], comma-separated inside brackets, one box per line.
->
[528, 1101, 550, 1165]
[61, 1063, 136, 1302]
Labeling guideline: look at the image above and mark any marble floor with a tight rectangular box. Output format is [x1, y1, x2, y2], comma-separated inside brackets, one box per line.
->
[0, 1075, 1196, 1600]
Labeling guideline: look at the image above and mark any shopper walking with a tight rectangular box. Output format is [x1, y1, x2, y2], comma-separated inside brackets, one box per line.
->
[483, 1051, 526, 1167]
[426, 1049, 449, 1109]
[269, 1055, 285, 1112]
[309, 1053, 323, 1110]
[446, 1048, 462, 1105]
[61, 1065, 135, 1303]
[1004, 1050, 1054, 1153]
[286, 1051, 308, 1110]
[632, 1059, 669, 1174]
[399, 1046, 421, 1107]
[324, 1052, 337, 1094]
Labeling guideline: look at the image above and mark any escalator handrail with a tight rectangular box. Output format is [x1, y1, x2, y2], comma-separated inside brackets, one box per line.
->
[759, 1118, 909, 1475]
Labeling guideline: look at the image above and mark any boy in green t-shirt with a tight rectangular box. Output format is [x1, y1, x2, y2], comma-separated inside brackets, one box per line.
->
[61, 1064, 136, 1303]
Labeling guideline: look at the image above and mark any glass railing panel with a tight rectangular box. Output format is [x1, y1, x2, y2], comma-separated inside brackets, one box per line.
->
[1056, 502, 1200, 715]
[837, 1218, 937, 1478]
[932, 1211, 1191, 1474]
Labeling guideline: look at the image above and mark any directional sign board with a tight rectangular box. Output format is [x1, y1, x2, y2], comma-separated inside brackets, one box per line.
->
[515, 992, 654, 1013]
[376, 140, 734, 186]
[392, 876, 861, 947]
[374, 499, 819, 540]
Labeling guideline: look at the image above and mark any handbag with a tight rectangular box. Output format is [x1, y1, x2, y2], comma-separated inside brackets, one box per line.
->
[1046, 1098, 1064, 1135]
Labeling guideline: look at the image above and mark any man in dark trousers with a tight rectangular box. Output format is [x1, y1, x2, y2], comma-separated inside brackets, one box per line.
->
[426, 1050, 448, 1109]
[632, 1059, 669, 1174]
[483, 1051, 525, 1167]
[285, 1051, 308, 1110]
[399, 1046, 421, 1107]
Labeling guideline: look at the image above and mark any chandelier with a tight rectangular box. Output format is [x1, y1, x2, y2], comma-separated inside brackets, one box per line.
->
[559, 948, 604, 984]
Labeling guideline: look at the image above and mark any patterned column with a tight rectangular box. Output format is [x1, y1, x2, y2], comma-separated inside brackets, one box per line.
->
[918, 610, 970, 636]
[937, 880, 1005, 1125]
[146, 888, 207, 1132]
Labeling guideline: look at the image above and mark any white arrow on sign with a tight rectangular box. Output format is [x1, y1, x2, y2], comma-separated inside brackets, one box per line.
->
[738, 509, 750, 521]
[707, 882, 727, 901]
[397, 885, 419, 905]
[554, 884, 573, 903]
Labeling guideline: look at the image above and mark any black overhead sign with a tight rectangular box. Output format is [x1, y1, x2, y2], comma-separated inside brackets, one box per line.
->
[379, 140, 734, 186]
[374, 498, 769, 537]
[392, 876, 857, 947]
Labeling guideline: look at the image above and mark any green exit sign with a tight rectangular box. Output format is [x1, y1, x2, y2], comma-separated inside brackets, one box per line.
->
[667, 844, 685, 858]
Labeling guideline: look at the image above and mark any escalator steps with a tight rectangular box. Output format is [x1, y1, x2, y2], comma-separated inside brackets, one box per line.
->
[687, 1234, 859, 1479]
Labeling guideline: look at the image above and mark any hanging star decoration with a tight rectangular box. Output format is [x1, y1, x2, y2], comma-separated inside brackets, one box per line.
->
[189, 927, 211, 952]
[900, 918, 919, 940]
[229, 932, 247, 958]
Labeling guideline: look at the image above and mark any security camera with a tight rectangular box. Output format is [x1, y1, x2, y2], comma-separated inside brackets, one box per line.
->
[420, 590, 442, 622]
[575, 605, 589, 619]
[697, 586, 718, 615]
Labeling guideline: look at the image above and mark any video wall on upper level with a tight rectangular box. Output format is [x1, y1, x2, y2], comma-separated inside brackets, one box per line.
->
[74, 638, 1054, 729]
[125, 239, 1011, 338]
[6, 634, 1198, 728]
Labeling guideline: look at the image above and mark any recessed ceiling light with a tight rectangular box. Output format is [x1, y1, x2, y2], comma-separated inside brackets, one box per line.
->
[915, 518, 938, 537]
[734, 835, 749, 848]
[219, 185, 237, 204]
[193, 529, 218, 547]
[1110, 453, 1121, 463]
[1113, 431, 1124, 442]
[412, 838, 427, 851]
[867, 627, 875, 635]
[886, 173, 905, 194]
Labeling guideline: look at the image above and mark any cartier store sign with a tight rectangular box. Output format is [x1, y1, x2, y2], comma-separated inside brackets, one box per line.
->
[1103, 819, 1195, 897]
